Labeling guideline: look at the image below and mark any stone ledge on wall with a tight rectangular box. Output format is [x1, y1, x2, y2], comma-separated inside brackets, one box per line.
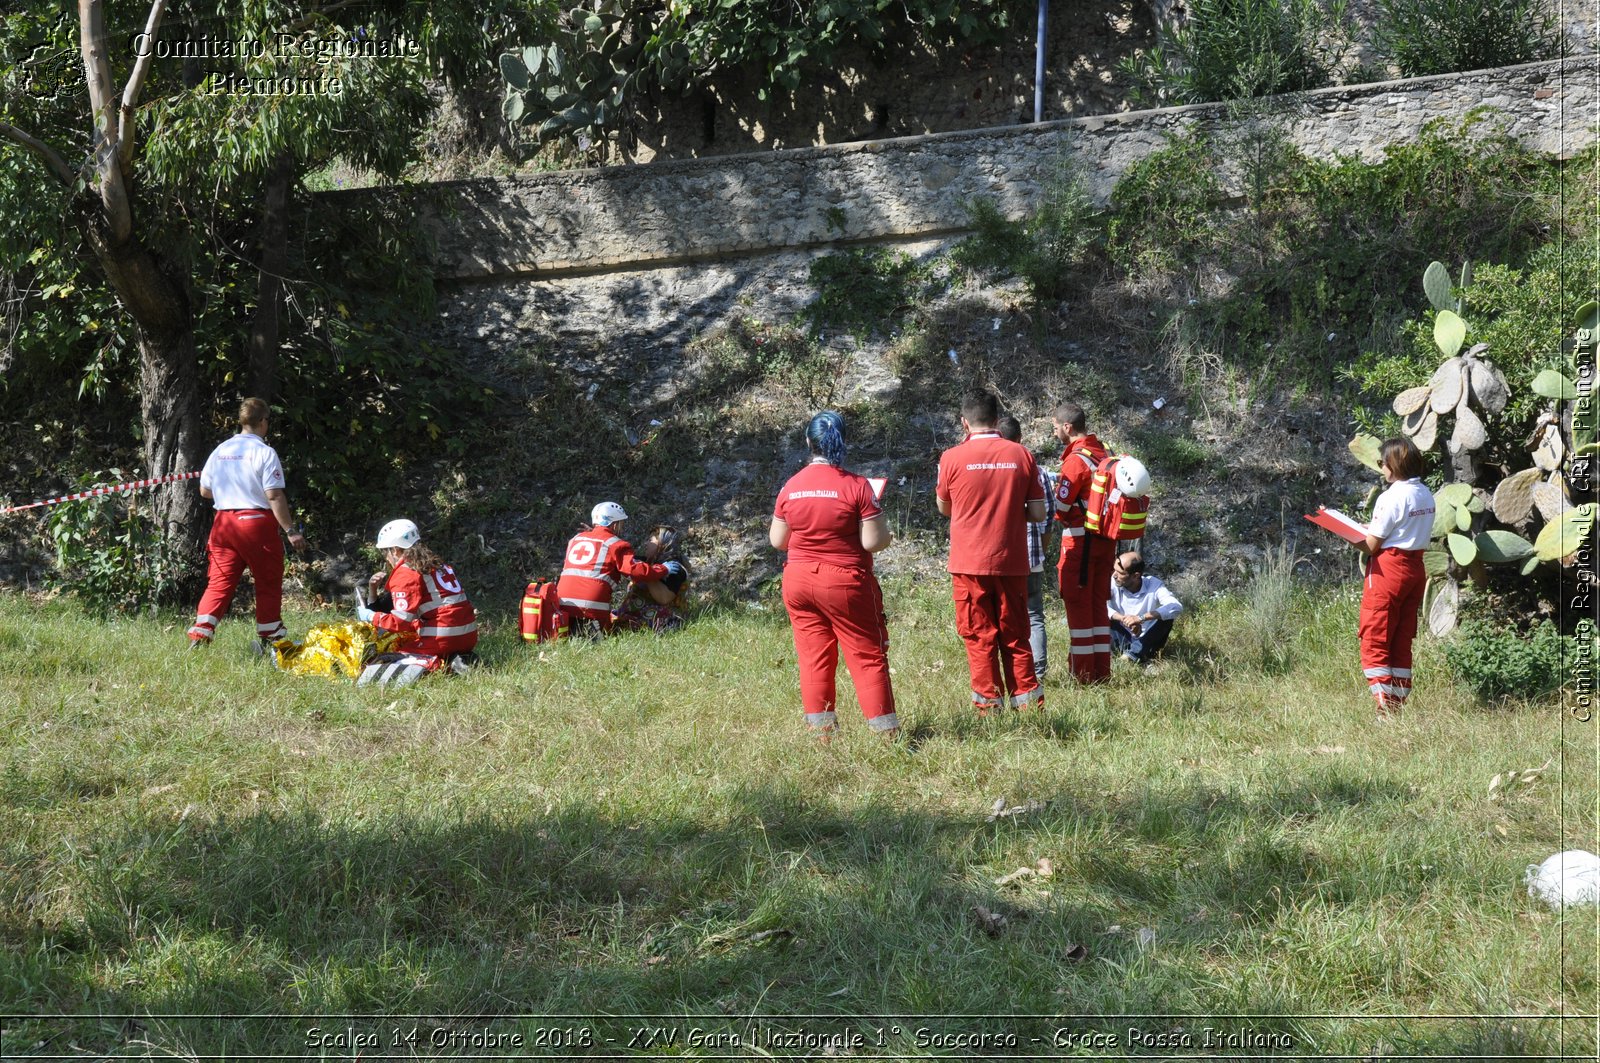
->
[348, 57, 1593, 283]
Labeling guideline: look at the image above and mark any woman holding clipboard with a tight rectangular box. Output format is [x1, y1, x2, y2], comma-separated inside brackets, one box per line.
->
[1355, 437, 1436, 722]
[769, 411, 898, 742]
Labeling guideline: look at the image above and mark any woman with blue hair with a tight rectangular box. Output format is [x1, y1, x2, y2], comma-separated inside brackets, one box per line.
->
[769, 411, 898, 741]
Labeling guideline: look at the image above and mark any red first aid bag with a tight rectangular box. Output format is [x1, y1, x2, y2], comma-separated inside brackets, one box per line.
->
[520, 581, 569, 643]
[1083, 455, 1149, 540]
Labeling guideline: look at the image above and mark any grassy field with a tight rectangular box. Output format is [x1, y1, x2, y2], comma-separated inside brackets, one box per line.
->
[0, 575, 1593, 1060]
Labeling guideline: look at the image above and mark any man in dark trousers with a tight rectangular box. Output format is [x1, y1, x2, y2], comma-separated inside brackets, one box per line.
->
[936, 392, 1047, 713]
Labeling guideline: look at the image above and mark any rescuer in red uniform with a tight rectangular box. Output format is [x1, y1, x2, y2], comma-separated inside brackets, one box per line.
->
[557, 502, 669, 634]
[1052, 402, 1113, 684]
[357, 519, 479, 661]
[188, 397, 307, 650]
[770, 411, 897, 741]
[937, 392, 1047, 713]
[1355, 437, 1436, 722]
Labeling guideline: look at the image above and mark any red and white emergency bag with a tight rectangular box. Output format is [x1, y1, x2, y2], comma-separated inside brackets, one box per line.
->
[1083, 455, 1151, 540]
[520, 580, 569, 643]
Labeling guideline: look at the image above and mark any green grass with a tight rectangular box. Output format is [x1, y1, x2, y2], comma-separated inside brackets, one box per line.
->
[0, 580, 1593, 1059]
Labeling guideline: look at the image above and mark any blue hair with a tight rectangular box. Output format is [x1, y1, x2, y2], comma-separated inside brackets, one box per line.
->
[805, 410, 847, 467]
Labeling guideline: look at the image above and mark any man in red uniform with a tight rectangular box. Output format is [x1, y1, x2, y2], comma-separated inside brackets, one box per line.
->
[937, 392, 1047, 712]
[1052, 403, 1113, 683]
[188, 397, 307, 649]
[358, 519, 479, 660]
[557, 502, 669, 634]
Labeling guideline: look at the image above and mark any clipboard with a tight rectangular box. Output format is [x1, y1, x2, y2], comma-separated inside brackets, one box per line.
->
[1303, 506, 1369, 545]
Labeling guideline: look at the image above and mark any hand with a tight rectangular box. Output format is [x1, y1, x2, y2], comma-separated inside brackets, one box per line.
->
[355, 604, 376, 623]
[663, 560, 684, 576]
[287, 532, 308, 554]
[368, 571, 387, 594]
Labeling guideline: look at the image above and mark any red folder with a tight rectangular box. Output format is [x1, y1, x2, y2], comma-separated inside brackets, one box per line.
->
[1304, 506, 1368, 545]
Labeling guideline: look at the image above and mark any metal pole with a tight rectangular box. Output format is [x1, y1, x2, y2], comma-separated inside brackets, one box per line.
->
[1034, 0, 1048, 123]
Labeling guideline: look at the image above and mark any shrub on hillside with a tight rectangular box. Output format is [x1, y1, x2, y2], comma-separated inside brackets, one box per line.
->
[44, 472, 180, 614]
[955, 164, 1099, 338]
[1123, 0, 1356, 105]
[1373, 0, 1561, 78]
[1445, 620, 1567, 702]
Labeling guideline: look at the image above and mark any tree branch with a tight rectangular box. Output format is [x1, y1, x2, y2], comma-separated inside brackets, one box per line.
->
[0, 122, 76, 186]
[118, 0, 170, 172]
[78, 0, 117, 142]
[78, 0, 132, 240]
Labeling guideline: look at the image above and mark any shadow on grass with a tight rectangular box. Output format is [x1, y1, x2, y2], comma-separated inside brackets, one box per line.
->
[5, 777, 1583, 1059]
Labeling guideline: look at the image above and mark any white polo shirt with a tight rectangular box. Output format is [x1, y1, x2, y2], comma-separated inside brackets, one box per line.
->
[1110, 573, 1184, 622]
[200, 432, 286, 510]
[1368, 478, 1435, 551]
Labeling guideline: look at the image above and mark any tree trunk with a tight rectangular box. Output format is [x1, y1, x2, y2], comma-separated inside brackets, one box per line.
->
[83, 216, 209, 594]
[246, 158, 292, 402]
[138, 324, 208, 584]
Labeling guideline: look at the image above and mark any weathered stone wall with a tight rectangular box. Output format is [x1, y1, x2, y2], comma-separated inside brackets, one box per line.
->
[390, 58, 1594, 283]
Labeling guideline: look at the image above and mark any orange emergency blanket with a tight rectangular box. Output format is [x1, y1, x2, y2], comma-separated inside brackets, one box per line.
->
[271, 621, 401, 680]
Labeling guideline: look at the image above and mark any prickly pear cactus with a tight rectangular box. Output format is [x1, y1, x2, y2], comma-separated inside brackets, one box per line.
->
[499, 3, 662, 143]
[1388, 261, 1509, 486]
[1354, 282, 1598, 635]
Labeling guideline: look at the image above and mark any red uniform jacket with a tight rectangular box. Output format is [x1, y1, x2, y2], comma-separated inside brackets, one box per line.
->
[557, 526, 667, 619]
[371, 561, 479, 656]
[1055, 434, 1109, 538]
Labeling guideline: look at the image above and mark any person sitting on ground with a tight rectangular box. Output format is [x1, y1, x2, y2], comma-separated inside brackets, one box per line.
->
[1107, 551, 1182, 665]
[615, 525, 691, 632]
[557, 502, 669, 635]
[357, 518, 479, 666]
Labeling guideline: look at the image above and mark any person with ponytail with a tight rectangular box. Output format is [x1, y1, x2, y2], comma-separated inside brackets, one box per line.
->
[769, 411, 898, 741]
[357, 518, 479, 663]
[1356, 437, 1435, 722]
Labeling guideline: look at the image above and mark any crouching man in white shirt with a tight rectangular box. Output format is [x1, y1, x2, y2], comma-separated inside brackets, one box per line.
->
[1107, 551, 1183, 665]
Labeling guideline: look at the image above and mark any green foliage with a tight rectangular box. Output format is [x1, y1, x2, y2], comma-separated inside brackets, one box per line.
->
[1114, 117, 1564, 395]
[955, 164, 1099, 332]
[1106, 134, 1225, 274]
[501, 0, 1012, 144]
[0, 1, 531, 604]
[1373, 0, 1560, 77]
[1444, 619, 1567, 702]
[44, 472, 179, 614]
[695, 315, 847, 409]
[1131, 431, 1216, 477]
[1123, 0, 1355, 106]
[802, 248, 940, 341]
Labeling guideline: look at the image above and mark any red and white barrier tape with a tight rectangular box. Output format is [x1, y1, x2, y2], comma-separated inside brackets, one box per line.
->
[1, 471, 201, 515]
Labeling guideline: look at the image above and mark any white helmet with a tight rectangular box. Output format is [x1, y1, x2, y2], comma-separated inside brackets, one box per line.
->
[1114, 457, 1151, 497]
[591, 501, 628, 527]
[375, 518, 420, 550]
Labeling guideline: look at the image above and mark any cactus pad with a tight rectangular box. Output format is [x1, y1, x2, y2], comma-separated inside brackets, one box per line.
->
[1393, 386, 1432, 416]
[1532, 478, 1569, 522]
[1532, 424, 1564, 471]
[1491, 467, 1542, 524]
[1467, 359, 1509, 414]
[1429, 357, 1464, 413]
[1451, 402, 1487, 451]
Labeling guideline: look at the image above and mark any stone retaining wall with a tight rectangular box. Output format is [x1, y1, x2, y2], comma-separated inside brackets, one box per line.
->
[363, 58, 1594, 282]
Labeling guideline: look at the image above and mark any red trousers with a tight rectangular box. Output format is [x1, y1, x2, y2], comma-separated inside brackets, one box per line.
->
[1059, 533, 1114, 683]
[1359, 548, 1426, 708]
[781, 561, 897, 731]
[952, 572, 1041, 709]
[189, 509, 286, 642]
